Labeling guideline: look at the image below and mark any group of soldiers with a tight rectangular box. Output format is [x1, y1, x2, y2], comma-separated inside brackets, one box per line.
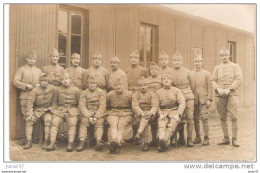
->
[13, 47, 243, 153]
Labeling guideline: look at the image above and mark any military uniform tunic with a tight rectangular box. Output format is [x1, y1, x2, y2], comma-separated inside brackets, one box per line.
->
[78, 88, 106, 141]
[106, 89, 133, 144]
[146, 75, 162, 92]
[126, 65, 149, 93]
[65, 66, 86, 90]
[158, 67, 173, 76]
[108, 68, 128, 91]
[43, 63, 64, 86]
[132, 90, 159, 143]
[13, 64, 42, 116]
[212, 61, 243, 138]
[83, 66, 109, 90]
[156, 86, 186, 142]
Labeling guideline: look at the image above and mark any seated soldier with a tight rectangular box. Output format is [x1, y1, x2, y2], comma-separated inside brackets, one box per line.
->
[156, 74, 186, 152]
[77, 76, 106, 152]
[146, 62, 162, 146]
[132, 77, 158, 151]
[24, 73, 55, 149]
[46, 73, 81, 152]
[106, 78, 133, 154]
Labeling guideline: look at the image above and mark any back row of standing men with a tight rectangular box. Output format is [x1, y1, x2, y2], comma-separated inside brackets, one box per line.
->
[13, 47, 243, 153]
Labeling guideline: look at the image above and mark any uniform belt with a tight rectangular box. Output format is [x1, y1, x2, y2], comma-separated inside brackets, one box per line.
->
[109, 108, 131, 111]
[161, 106, 178, 110]
[140, 106, 152, 111]
[175, 84, 189, 89]
[60, 104, 77, 108]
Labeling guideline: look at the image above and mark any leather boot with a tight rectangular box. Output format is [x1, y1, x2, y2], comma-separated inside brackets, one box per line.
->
[187, 138, 194, 147]
[95, 141, 104, 151]
[42, 140, 49, 150]
[142, 143, 149, 151]
[134, 132, 141, 143]
[202, 136, 210, 146]
[67, 142, 74, 152]
[46, 142, 57, 151]
[158, 139, 168, 152]
[232, 137, 239, 147]
[218, 136, 230, 145]
[109, 141, 118, 154]
[177, 137, 186, 146]
[77, 141, 85, 152]
[193, 135, 202, 144]
[149, 140, 157, 147]
[23, 140, 32, 149]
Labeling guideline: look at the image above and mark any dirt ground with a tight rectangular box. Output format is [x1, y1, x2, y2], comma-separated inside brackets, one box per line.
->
[9, 107, 255, 161]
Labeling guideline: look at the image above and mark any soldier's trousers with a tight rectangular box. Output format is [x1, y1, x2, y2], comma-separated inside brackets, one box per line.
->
[106, 115, 132, 144]
[49, 114, 78, 143]
[25, 112, 52, 141]
[194, 104, 209, 137]
[78, 116, 104, 142]
[158, 110, 181, 143]
[137, 114, 151, 144]
[20, 99, 27, 117]
[215, 95, 239, 138]
[179, 100, 194, 139]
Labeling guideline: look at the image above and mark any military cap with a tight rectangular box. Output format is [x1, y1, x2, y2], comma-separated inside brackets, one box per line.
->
[194, 54, 203, 61]
[92, 51, 102, 59]
[39, 73, 49, 81]
[161, 73, 172, 81]
[114, 78, 124, 85]
[60, 72, 70, 80]
[111, 55, 120, 63]
[138, 76, 147, 85]
[159, 51, 169, 59]
[149, 62, 159, 70]
[219, 47, 230, 55]
[27, 50, 37, 58]
[130, 50, 140, 58]
[172, 51, 183, 60]
[88, 75, 97, 83]
[71, 53, 80, 59]
[50, 48, 59, 56]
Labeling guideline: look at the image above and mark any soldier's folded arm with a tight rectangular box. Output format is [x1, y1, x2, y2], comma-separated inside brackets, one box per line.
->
[188, 71, 196, 93]
[95, 91, 107, 119]
[13, 68, 29, 90]
[78, 93, 92, 118]
[132, 94, 143, 116]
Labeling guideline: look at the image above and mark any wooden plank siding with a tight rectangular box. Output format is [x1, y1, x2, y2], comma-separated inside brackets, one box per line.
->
[9, 4, 255, 139]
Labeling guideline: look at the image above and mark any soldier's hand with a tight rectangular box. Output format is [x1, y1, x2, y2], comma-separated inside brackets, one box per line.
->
[92, 117, 97, 124]
[26, 84, 33, 90]
[217, 88, 225, 96]
[140, 111, 145, 117]
[25, 115, 32, 123]
[206, 100, 212, 108]
[31, 116, 38, 123]
[223, 88, 231, 97]
[159, 113, 166, 121]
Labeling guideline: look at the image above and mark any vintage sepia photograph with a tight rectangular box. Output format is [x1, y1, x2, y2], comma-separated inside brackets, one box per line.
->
[7, 3, 256, 163]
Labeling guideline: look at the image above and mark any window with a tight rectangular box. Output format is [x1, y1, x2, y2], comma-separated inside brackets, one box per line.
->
[228, 41, 236, 62]
[58, 8, 83, 68]
[139, 23, 159, 67]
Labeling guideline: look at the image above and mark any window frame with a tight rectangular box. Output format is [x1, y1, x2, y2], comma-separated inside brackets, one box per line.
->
[139, 22, 159, 68]
[57, 5, 89, 69]
[228, 41, 236, 63]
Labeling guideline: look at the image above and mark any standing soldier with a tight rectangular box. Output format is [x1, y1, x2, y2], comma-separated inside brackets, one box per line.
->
[146, 62, 162, 146]
[108, 56, 128, 91]
[171, 51, 195, 147]
[43, 48, 64, 87]
[125, 50, 149, 143]
[24, 73, 56, 149]
[106, 78, 133, 153]
[132, 77, 158, 151]
[77, 76, 106, 152]
[158, 51, 173, 76]
[46, 73, 81, 152]
[65, 53, 86, 90]
[13, 50, 42, 122]
[83, 51, 109, 91]
[212, 47, 243, 147]
[192, 55, 213, 146]
[156, 74, 186, 152]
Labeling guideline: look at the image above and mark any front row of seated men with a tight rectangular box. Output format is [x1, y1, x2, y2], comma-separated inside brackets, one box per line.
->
[23, 71, 187, 153]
